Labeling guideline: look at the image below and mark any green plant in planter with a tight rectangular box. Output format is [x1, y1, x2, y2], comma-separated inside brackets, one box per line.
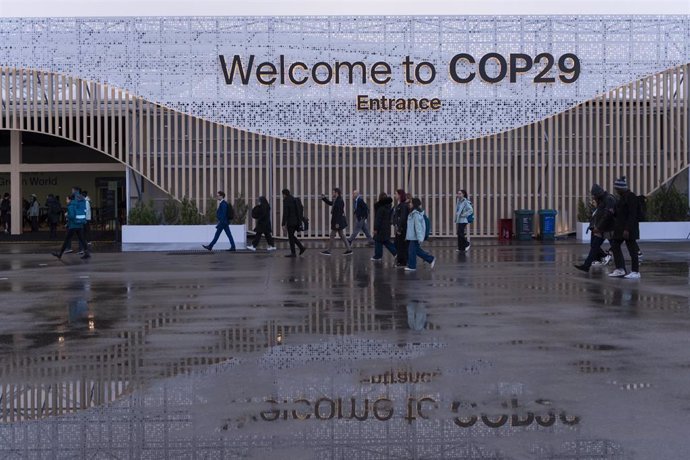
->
[205, 197, 217, 224]
[163, 195, 181, 225]
[180, 197, 203, 225]
[231, 194, 248, 225]
[647, 185, 689, 221]
[128, 200, 161, 225]
[577, 198, 593, 222]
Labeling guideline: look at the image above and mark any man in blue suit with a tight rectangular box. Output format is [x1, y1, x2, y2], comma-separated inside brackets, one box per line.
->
[203, 191, 236, 251]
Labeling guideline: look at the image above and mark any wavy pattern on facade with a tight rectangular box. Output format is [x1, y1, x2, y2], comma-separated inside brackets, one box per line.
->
[1, 64, 688, 238]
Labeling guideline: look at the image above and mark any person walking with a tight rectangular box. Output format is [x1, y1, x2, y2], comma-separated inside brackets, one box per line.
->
[608, 177, 641, 279]
[45, 194, 62, 239]
[281, 188, 306, 258]
[202, 191, 236, 252]
[247, 196, 276, 251]
[455, 189, 473, 252]
[81, 190, 92, 246]
[392, 189, 409, 267]
[0, 193, 10, 233]
[52, 194, 90, 260]
[405, 197, 436, 271]
[27, 194, 40, 232]
[347, 190, 374, 246]
[371, 192, 397, 261]
[574, 184, 616, 273]
[320, 188, 352, 256]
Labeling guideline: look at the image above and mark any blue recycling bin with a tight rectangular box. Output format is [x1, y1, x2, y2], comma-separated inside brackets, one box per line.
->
[514, 210, 534, 241]
[538, 209, 558, 240]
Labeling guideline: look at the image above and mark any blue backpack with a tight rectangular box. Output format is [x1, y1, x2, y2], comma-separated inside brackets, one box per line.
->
[423, 214, 431, 241]
[74, 197, 87, 225]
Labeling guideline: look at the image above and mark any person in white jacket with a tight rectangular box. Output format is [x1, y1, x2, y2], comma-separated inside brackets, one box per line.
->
[405, 197, 436, 271]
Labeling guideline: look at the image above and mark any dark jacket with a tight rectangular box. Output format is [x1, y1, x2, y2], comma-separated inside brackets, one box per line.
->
[392, 200, 409, 235]
[282, 195, 299, 228]
[353, 196, 369, 221]
[613, 190, 639, 240]
[0, 198, 10, 216]
[589, 185, 616, 234]
[252, 199, 272, 234]
[373, 196, 393, 242]
[322, 195, 347, 230]
[46, 197, 62, 224]
[215, 200, 229, 229]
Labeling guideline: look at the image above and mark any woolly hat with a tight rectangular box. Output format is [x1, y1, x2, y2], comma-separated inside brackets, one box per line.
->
[613, 176, 628, 190]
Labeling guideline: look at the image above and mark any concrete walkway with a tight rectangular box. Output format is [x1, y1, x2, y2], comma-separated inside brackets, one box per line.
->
[0, 240, 688, 459]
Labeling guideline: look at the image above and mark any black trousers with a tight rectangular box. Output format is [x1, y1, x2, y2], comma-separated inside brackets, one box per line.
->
[611, 238, 640, 273]
[287, 225, 304, 255]
[394, 233, 409, 265]
[60, 228, 88, 256]
[456, 223, 469, 250]
[251, 230, 275, 247]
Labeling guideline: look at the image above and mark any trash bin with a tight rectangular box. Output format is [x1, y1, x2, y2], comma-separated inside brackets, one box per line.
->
[498, 218, 513, 241]
[514, 210, 534, 241]
[538, 209, 558, 240]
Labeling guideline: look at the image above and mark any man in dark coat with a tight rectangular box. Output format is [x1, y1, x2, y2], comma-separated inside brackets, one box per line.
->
[247, 196, 276, 251]
[203, 191, 236, 251]
[392, 189, 410, 267]
[281, 189, 305, 258]
[371, 192, 397, 261]
[320, 187, 352, 256]
[45, 194, 62, 239]
[608, 176, 640, 279]
[574, 184, 616, 272]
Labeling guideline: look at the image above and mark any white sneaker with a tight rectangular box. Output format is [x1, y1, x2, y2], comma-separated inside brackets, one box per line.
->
[464, 242, 471, 252]
[267, 246, 277, 251]
[602, 254, 612, 265]
[623, 271, 641, 279]
[608, 269, 626, 277]
[430, 257, 436, 269]
[591, 260, 603, 267]
[404, 267, 416, 272]
[371, 257, 382, 261]
[246, 245, 256, 251]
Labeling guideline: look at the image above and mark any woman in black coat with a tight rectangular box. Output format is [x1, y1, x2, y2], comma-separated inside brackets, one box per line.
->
[371, 192, 397, 261]
[320, 187, 352, 255]
[247, 196, 276, 251]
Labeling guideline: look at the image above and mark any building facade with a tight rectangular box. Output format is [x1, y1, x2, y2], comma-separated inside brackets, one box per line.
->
[1, 16, 689, 236]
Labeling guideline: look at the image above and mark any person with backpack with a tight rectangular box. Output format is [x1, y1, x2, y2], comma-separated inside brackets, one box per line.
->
[608, 176, 641, 279]
[0, 193, 10, 234]
[247, 196, 276, 251]
[27, 194, 40, 232]
[454, 189, 474, 252]
[392, 189, 410, 267]
[574, 184, 617, 273]
[320, 187, 352, 256]
[45, 194, 62, 239]
[281, 188, 306, 258]
[347, 190, 374, 246]
[52, 194, 90, 260]
[405, 197, 436, 271]
[371, 192, 397, 261]
[202, 190, 236, 252]
[81, 190, 92, 246]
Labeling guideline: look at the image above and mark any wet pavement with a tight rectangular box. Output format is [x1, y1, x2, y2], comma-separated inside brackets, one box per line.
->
[0, 239, 689, 459]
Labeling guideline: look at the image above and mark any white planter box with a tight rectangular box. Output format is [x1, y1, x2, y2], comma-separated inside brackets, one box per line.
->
[576, 221, 690, 242]
[122, 225, 247, 251]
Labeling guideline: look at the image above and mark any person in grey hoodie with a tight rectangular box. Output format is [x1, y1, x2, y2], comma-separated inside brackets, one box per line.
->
[574, 184, 616, 272]
[454, 189, 473, 252]
[405, 198, 436, 271]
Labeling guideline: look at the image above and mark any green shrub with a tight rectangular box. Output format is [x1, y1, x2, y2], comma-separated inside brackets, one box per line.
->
[647, 185, 689, 221]
[577, 198, 593, 222]
[180, 197, 203, 225]
[127, 200, 161, 225]
[231, 194, 248, 225]
[162, 195, 181, 225]
[205, 197, 217, 224]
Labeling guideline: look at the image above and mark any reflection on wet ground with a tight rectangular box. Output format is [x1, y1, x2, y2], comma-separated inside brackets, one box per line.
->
[0, 240, 689, 458]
